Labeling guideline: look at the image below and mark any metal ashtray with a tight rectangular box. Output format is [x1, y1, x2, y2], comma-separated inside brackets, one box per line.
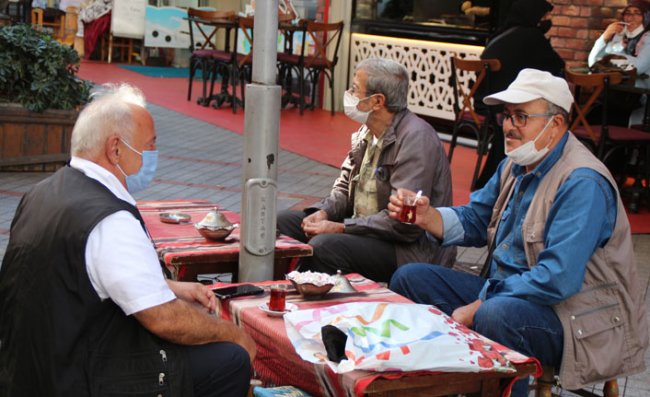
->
[159, 212, 192, 224]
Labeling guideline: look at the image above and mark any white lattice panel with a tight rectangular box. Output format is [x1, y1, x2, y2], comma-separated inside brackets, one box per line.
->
[350, 33, 484, 121]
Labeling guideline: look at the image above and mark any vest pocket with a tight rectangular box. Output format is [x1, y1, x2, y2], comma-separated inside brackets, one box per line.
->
[569, 295, 625, 381]
[90, 350, 174, 397]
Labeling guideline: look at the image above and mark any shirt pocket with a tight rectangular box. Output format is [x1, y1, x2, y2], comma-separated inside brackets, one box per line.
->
[523, 220, 545, 263]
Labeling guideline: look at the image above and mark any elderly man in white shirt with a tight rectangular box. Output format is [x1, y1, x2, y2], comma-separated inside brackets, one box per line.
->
[0, 84, 255, 397]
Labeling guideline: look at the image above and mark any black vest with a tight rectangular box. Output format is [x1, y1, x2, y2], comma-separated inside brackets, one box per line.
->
[0, 166, 192, 396]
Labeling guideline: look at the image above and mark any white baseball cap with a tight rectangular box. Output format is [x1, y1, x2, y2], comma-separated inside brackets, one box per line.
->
[483, 68, 574, 113]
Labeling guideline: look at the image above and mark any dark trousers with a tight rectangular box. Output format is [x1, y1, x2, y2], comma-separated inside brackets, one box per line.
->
[277, 210, 397, 282]
[390, 264, 564, 397]
[187, 342, 251, 397]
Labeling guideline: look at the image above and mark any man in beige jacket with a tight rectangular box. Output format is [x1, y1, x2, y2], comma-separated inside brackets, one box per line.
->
[388, 69, 648, 396]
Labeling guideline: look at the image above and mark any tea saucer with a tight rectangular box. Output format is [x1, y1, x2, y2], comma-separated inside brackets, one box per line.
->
[258, 302, 297, 317]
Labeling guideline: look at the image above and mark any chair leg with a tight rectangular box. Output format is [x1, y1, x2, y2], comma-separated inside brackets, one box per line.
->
[127, 38, 133, 64]
[240, 67, 248, 109]
[187, 57, 195, 101]
[108, 33, 113, 64]
[298, 64, 305, 115]
[448, 123, 461, 162]
[533, 366, 555, 397]
[200, 59, 212, 107]
[310, 69, 321, 112]
[231, 66, 239, 114]
[329, 70, 335, 116]
[280, 64, 294, 109]
[471, 141, 485, 191]
[471, 123, 494, 190]
[208, 61, 219, 106]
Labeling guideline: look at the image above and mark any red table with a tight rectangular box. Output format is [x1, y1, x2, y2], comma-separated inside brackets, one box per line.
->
[137, 200, 313, 282]
[216, 275, 540, 397]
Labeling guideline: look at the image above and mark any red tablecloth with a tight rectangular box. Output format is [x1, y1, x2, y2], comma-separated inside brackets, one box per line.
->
[137, 200, 312, 281]
[217, 275, 541, 397]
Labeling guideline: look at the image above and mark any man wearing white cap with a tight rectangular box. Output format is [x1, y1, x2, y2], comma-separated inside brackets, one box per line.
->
[387, 69, 648, 395]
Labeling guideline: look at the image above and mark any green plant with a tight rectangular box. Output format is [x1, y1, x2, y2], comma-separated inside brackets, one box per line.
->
[0, 24, 91, 112]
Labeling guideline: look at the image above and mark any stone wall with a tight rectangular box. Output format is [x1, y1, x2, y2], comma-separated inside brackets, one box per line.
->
[549, 0, 629, 67]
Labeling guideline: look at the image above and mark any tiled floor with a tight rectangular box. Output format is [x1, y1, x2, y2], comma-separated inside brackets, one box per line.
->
[1, 103, 648, 396]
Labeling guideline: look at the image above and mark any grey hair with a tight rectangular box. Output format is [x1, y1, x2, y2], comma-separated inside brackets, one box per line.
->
[70, 84, 147, 158]
[356, 58, 409, 113]
[545, 100, 570, 126]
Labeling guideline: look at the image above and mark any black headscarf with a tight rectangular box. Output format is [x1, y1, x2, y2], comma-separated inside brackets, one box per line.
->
[504, 0, 553, 29]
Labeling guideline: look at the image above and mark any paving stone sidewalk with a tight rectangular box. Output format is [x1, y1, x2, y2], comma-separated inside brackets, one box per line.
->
[0, 104, 648, 396]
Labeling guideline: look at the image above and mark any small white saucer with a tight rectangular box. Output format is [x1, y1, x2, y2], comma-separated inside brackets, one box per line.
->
[259, 302, 297, 317]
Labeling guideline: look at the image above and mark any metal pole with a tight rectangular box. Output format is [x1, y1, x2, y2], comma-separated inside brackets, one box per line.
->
[239, 0, 281, 282]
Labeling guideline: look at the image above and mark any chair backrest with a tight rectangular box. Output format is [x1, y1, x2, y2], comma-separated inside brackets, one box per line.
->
[111, 0, 145, 40]
[236, 16, 255, 66]
[303, 21, 344, 69]
[31, 7, 65, 38]
[565, 67, 623, 145]
[450, 57, 501, 127]
[187, 8, 236, 51]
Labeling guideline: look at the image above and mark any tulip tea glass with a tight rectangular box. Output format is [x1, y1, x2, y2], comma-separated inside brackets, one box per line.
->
[399, 194, 417, 224]
[268, 284, 288, 312]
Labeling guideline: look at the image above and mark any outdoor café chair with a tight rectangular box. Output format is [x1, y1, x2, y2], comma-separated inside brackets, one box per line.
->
[448, 56, 501, 191]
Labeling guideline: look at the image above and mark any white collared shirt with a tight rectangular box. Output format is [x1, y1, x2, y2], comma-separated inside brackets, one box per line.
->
[70, 157, 175, 316]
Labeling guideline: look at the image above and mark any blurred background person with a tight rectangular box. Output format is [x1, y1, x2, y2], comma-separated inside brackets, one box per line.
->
[472, 0, 564, 190]
[589, 0, 650, 127]
[589, 0, 650, 75]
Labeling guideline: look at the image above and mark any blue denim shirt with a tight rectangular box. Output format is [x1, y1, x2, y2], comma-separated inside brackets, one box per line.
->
[436, 133, 617, 305]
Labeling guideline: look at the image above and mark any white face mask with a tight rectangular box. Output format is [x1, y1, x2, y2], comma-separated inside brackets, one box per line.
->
[504, 117, 554, 166]
[343, 90, 373, 124]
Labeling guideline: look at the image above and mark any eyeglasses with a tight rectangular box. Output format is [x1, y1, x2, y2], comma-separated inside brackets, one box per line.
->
[497, 111, 555, 127]
[623, 11, 643, 17]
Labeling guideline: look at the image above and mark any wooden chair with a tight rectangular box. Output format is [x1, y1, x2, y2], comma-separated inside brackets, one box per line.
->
[566, 67, 650, 212]
[31, 7, 65, 39]
[532, 366, 619, 397]
[448, 56, 501, 190]
[228, 15, 255, 113]
[206, 15, 254, 113]
[277, 20, 343, 115]
[276, 19, 307, 110]
[186, 8, 236, 105]
[58, 6, 78, 46]
[565, 68, 650, 158]
[106, 0, 145, 65]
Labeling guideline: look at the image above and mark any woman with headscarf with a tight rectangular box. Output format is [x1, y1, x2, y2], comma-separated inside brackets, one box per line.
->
[589, 0, 650, 77]
[472, 0, 564, 190]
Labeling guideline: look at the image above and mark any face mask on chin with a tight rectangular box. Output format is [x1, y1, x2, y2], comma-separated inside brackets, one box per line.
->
[343, 90, 374, 124]
[116, 139, 159, 193]
[504, 117, 554, 166]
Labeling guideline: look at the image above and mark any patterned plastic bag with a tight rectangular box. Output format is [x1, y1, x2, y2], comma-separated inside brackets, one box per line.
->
[284, 302, 522, 374]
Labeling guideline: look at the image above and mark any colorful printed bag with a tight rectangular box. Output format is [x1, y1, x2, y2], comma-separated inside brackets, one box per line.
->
[284, 302, 523, 374]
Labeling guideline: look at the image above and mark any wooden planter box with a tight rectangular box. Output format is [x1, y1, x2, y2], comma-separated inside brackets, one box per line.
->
[0, 103, 79, 172]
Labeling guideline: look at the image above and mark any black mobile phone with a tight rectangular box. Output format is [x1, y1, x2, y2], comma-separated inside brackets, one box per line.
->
[213, 284, 264, 300]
